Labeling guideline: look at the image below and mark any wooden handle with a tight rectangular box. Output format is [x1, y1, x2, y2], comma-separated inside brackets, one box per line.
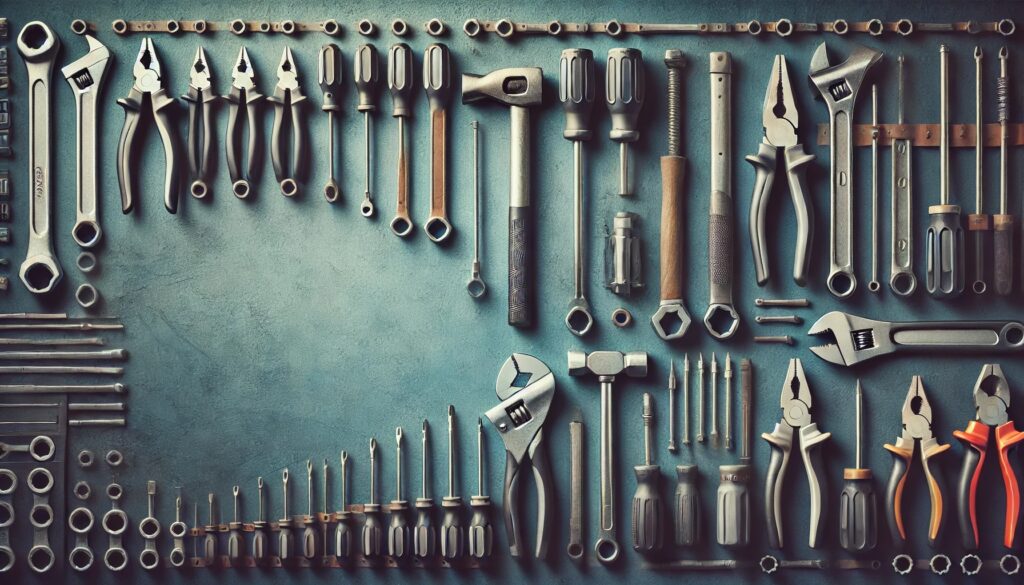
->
[659, 155, 686, 301]
[430, 108, 447, 218]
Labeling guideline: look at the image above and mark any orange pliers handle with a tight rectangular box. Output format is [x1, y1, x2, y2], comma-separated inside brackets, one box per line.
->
[954, 421, 1024, 549]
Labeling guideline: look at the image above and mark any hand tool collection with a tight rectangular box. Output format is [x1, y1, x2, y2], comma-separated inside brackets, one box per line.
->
[1, 7, 1024, 580]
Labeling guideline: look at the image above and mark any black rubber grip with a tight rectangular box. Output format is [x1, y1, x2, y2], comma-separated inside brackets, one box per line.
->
[956, 444, 983, 549]
[508, 207, 531, 327]
[994, 224, 1014, 295]
[886, 450, 910, 546]
[839, 476, 878, 552]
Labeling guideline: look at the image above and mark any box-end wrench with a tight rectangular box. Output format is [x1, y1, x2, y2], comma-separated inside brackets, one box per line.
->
[62, 34, 109, 249]
[808, 42, 883, 299]
[16, 22, 63, 294]
[423, 43, 453, 243]
[890, 55, 916, 296]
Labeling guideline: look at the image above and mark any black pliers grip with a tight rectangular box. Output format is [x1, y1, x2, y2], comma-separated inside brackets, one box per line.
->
[116, 88, 182, 214]
[269, 87, 307, 197]
[224, 87, 263, 199]
[182, 86, 216, 199]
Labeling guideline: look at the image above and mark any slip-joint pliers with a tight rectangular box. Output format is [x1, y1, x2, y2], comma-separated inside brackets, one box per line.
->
[269, 47, 307, 197]
[182, 47, 215, 200]
[224, 47, 263, 199]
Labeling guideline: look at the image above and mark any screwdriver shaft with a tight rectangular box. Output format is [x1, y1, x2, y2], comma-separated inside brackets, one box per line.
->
[710, 354, 718, 446]
[682, 355, 690, 445]
[697, 354, 705, 443]
[994, 46, 1014, 295]
[667, 360, 677, 452]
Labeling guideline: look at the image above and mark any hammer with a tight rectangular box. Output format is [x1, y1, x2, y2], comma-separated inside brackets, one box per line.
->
[568, 350, 648, 564]
[462, 67, 544, 327]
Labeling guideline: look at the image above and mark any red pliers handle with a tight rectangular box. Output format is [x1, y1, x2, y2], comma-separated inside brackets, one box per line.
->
[954, 421, 1024, 549]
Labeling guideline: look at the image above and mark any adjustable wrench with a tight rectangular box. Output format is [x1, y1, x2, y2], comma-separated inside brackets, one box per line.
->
[808, 42, 882, 298]
[16, 22, 62, 294]
[62, 34, 109, 249]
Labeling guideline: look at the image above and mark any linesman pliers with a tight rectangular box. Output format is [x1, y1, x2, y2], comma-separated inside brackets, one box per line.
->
[225, 47, 263, 199]
[884, 375, 950, 548]
[269, 47, 307, 197]
[746, 55, 815, 287]
[953, 364, 1024, 549]
[117, 38, 182, 214]
[762, 358, 831, 549]
[182, 47, 215, 200]
[485, 353, 554, 559]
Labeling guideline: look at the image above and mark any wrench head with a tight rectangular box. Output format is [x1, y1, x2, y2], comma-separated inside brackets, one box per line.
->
[496, 354, 552, 400]
[487, 354, 555, 462]
[16, 21, 60, 64]
[565, 298, 594, 337]
[61, 35, 110, 93]
[19, 255, 63, 295]
[807, 311, 894, 366]
[807, 42, 882, 109]
[651, 302, 692, 340]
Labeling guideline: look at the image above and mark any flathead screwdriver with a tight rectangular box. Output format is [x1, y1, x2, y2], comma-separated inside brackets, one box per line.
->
[469, 417, 493, 559]
[840, 380, 877, 552]
[301, 460, 317, 559]
[279, 469, 293, 562]
[414, 420, 436, 558]
[228, 485, 242, 564]
[389, 427, 411, 559]
[204, 493, 218, 564]
[607, 48, 645, 196]
[252, 477, 268, 561]
[335, 452, 353, 559]
[387, 43, 415, 237]
[632, 393, 663, 552]
[717, 359, 751, 547]
[362, 438, 383, 558]
[354, 44, 380, 217]
[994, 46, 1013, 296]
[441, 405, 464, 559]
[318, 43, 343, 203]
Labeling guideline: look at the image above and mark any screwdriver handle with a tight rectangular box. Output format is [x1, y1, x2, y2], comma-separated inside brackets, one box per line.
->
[333, 512, 352, 559]
[251, 523, 268, 561]
[388, 502, 410, 559]
[388, 43, 415, 118]
[631, 464, 663, 552]
[301, 520, 318, 559]
[414, 499, 436, 558]
[674, 464, 701, 547]
[839, 468, 878, 552]
[606, 48, 644, 143]
[926, 207, 966, 299]
[318, 43, 343, 111]
[353, 44, 380, 113]
[559, 48, 595, 141]
[440, 496, 464, 559]
[716, 464, 750, 547]
[361, 504, 383, 558]
[994, 214, 1014, 295]
[468, 495, 493, 559]
[277, 523, 293, 563]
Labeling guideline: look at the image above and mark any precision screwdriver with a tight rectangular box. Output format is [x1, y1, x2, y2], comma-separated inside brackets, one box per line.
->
[926, 44, 965, 299]
[228, 485, 242, 564]
[354, 44, 381, 217]
[724, 354, 733, 451]
[387, 42, 415, 237]
[279, 469, 293, 563]
[363, 438, 383, 558]
[415, 420, 436, 559]
[968, 47, 989, 295]
[389, 427, 411, 560]
[607, 48, 645, 196]
[441, 405, 464, 559]
[318, 43, 343, 203]
[840, 381, 877, 552]
[302, 459, 317, 559]
[252, 477, 268, 562]
[335, 451, 353, 560]
[632, 393, 663, 552]
[994, 46, 1013, 295]
[717, 358, 752, 547]
[469, 417, 493, 559]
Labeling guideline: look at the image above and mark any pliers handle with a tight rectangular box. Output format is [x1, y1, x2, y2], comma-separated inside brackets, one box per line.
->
[746, 142, 815, 286]
[954, 421, 1024, 549]
[884, 438, 950, 547]
[224, 86, 263, 199]
[762, 421, 830, 549]
[116, 87, 182, 214]
[269, 87, 308, 197]
[502, 428, 551, 558]
[182, 86, 216, 199]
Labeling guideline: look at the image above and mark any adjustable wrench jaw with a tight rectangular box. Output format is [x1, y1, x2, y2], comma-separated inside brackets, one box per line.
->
[808, 311, 894, 366]
[62, 35, 110, 96]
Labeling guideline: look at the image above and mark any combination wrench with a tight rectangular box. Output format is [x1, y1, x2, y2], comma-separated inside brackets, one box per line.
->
[808, 42, 882, 298]
[62, 34, 109, 249]
[890, 55, 916, 296]
[16, 22, 63, 294]
[423, 43, 453, 243]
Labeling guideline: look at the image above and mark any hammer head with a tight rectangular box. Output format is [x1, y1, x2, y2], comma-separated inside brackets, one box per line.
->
[461, 67, 543, 108]
[568, 350, 648, 379]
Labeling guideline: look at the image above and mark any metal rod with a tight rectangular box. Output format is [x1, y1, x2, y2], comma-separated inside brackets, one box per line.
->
[855, 380, 863, 469]
[0, 313, 68, 320]
[940, 45, 950, 205]
[0, 366, 123, 375]
[68, 402, 125, 412]
[0, 337, 104, 346]
[0, 323, 123, 331]
[69, 417, 125, 427]
[0, 383, 126, 394]
[0, 349, 126, 360]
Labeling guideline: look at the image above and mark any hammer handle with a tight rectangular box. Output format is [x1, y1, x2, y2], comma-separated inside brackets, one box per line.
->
[509, 106, 532, 326]
[659, 155, 686, 301]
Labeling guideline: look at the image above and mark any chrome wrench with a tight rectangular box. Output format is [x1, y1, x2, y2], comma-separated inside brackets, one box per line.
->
[890, 55, 916, 296]
[808, 42, 883, 298]
[62, 35, 109, 249]
[16, 22, 62, 294]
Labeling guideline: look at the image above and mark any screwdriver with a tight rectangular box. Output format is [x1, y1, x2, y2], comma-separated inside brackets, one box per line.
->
[441, 404, 464, 559]
[252, 477, 268, 562]
[389, 427, 411, 559]
[228, 485, 242, 564]
[321, 458, 329, 557]
[204, 492, 218, 565]
[840, 380, 878, 552]
[926, 44, 965, 299]
[414, 420, 436, 559]
[717, 358, 751, 547]
[335, 451, 353, 559]
[607, 48, 645, 196]
[318, 43, 342, 203]
[279, 469, 293, 563]
[362, 438, 383, 558]
[469, 417, 493, 559]
[994, 46, 1013, 296]
[387, 42, 415, 237]
[354, 44, 381, 218]
[968, 47, 989, 295]
[632, 392, 663, 552]
[675, 462, 701, 546]
[302, 459, 317, 559]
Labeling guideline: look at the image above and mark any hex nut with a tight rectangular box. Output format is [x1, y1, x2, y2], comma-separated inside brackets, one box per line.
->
[322, 19, 339, 36]
[106, 482, 123, 502]
[73, 480, 91, 500]
[112, 19, 128, 34]
[76, 251, 97, 273]
[105, 449, 123, 467]
[775, 18, 793, 36]
[605, 19, 622, 37]
[391, 19, 408, 36]
[832, 19, 849, 34]
[930, 554, 951, 575]
[76, 283, 99, 309]
[867, 18, 884, 36]
[463, 18, 481, 37]
[78, 449, 95, 468]
[425, 18, 445, 36]
[230, 19, 246, 35]
[611, 308, 633, 328]
[960, 553, 981, 575]
[495, 19, 515, 38]
[357, 19, 376, 36]
[0, 469, 16, 495]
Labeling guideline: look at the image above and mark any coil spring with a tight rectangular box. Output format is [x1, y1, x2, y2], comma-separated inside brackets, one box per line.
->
[851, 328, 875, 350]
[506, 402, 532, 427]
[997, 75, 1009, 122]
[667, 67, 681, 156]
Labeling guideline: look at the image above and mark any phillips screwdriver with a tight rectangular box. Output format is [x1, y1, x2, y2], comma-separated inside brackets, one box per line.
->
[279, 469, 293, 563]
[354, 44, 380, 218]
[632, 393, 663, 552]
[204, 492, 218, 565]
[415, 420, 436, 559]
[441, 405, 464, 559]
[840, 380, 877, 552]
[423, 43, 453, 243]
[318, 43, 342, 203]
[335, 451, 353, 560]
[968, 47, 989, 294]
[301, 459, 317, 560]
[228, 485, 242, 564]
[926, 44, 965, 299]
[389, 427, 411, 560]
[387, 43, 415, 237]
[469, 417, 493, 559]
[717, 358, 752, 547]
[606, 48, 645, 196]
[252, 477, 268, 562]
[363, 438, 383, 558]
[993, 46, 1013, 296]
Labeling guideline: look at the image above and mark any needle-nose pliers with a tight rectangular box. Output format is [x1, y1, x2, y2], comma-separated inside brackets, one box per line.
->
[269, 47, 307, 197]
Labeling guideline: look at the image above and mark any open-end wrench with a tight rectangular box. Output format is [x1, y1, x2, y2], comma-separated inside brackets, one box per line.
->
[423, 43, 453, 243]
[890, 55, 916, 296]
[808, 42, 883, 298]
[62, 34, 109, 249]
[16, 22, 63, 294]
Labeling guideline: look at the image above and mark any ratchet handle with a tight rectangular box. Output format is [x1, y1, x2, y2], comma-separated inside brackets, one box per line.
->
[746, 142, 777, 287]
[784, 144, 815, 287]
[149, 88, 182, 214]
[762, 423, 793, 550]
[797, 423, 831, 549]
[993, 214, 1014, 295]
[953, 421, 988, 550]
[659, 155, 686, 300]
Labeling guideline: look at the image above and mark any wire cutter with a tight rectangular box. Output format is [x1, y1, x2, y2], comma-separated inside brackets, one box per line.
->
[762, 358, 831, 549]
[484, 353, 554, 559]
[225, 47, 263, 199]
[884, 375, 951, 548]
[746, 55, 815, 287]
[116, 38, 182, 214]
[182, 47, 215, 200]
[953, 364, 1024, 549]
[269, 47, 307, 198]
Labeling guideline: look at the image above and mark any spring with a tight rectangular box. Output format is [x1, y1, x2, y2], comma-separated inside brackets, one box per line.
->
[667, 67, 681, 156]
[506, 402, 532, 426]
[851, 328, 875, 351]
[997, 75, 1009, 122]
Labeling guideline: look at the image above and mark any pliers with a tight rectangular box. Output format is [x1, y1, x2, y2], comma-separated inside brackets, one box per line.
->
[116, 38, 182, 214]
[484, 353, 555, 559]
[182, 47, 215, 200]
[884, 376, 951, 548]
[224, 47, 263, 199]
[762, 358, 831, 549]
[747, 55, 815, 287]
[269, 47, 307, 197]
[953, 364, 1024, 549]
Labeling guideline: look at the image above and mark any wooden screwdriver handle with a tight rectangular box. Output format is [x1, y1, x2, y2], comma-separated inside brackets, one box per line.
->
[659, 155, 686, 301]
